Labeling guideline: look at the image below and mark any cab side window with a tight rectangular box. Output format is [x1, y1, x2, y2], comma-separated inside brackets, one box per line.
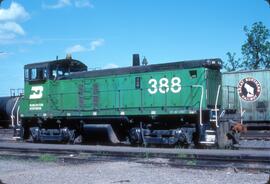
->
[50, 67, 70, 79]
[27, 68, 47, 81]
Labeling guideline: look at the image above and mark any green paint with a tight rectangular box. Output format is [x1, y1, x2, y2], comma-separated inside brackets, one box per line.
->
[20, 67, 221, 118]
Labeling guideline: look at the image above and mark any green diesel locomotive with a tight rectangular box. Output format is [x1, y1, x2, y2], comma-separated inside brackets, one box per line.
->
[18, 55, 240, 147]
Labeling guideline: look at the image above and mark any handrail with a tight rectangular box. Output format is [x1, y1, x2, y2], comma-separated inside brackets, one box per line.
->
[16, 105, 21, 126]
[191, 85, 204, 126]
[222, 85, 244, 124]
[10, 88, 24, 97]
[239, 94, 245, 124]
[10, 97, 20, 128]
[214, 85, 221, 128]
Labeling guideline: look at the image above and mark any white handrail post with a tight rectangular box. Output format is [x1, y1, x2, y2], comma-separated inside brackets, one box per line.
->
[16, 105, 21, 126]
[238, 94, 244, 124]
[10, 97, 20, 128]
[215, 85, 221, 128]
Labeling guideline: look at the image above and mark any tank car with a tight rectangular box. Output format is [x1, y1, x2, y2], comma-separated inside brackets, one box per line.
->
[0, 96, 21, 129]
[19, 55, 240, 148]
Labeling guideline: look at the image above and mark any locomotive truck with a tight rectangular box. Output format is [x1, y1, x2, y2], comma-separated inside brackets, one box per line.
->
[1, 55, 242, 148]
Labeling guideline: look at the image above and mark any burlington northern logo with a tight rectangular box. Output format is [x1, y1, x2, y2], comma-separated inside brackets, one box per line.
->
[237, 77, 261, 101]
[29, 86, 44, 99]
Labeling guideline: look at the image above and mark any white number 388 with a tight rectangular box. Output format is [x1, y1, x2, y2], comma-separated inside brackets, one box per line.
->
[148, 77, 181, 94]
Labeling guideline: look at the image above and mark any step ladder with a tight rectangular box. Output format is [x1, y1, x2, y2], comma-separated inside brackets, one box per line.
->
[12, 127, 22, 140]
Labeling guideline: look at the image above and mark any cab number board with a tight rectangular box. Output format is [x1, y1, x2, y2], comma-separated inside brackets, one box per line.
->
[148, 77, 181, 94]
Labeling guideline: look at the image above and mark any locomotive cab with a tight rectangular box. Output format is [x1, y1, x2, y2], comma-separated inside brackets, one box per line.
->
[24, 57, 87, 82]
[21, 57, 88, 141]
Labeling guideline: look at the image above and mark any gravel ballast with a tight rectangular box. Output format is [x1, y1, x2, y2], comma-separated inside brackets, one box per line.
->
[0, 159, 268, 184]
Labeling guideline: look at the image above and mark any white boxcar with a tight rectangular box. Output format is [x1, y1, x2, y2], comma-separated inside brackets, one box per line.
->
[222, 69, 270, 123]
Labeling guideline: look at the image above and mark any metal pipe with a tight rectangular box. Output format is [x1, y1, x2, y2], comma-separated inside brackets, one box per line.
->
[192, 85, 204, 126]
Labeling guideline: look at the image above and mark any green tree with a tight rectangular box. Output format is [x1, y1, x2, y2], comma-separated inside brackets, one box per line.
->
[266, 0, 270, 6]
[241, 22, 270, 70]
[223, 52, 242, 71]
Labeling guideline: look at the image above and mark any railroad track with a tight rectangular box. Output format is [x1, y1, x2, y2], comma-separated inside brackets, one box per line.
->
[0, 142, 269, 172]
[0, 128, 15, 142]
[235, 130, 270, 150]
[241, 130, 270, 141]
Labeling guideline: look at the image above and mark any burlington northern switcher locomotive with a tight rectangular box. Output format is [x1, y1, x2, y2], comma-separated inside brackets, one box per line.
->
[2, 55, 243, 148]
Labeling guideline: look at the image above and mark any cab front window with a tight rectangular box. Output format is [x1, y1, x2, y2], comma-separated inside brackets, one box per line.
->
[24, 69, 29, 81]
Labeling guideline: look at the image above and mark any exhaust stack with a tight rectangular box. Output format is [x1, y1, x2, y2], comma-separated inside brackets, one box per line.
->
[132, 54, 140, 66]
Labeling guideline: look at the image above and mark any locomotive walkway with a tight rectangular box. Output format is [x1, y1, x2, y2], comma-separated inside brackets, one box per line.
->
[0, 142, 269, 172]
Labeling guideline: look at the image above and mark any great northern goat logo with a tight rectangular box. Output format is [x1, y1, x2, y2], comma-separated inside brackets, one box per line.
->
[237, 77, 261, 101]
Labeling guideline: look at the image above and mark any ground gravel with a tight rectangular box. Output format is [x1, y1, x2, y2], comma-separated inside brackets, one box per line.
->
[0, 158, 268, 184]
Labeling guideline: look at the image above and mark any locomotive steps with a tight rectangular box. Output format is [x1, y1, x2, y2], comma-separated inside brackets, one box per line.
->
[0, 142, 269, 172]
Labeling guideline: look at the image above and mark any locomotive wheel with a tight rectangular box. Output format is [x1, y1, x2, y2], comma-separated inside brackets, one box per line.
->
[22, 126, 30, 140]
[72, 135, 83, 144]
[128, 128, 143, 145]
[23, 128, 37, 143]
[68, 130, 83, 144]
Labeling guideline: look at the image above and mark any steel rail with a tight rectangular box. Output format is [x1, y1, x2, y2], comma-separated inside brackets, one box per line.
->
[0, 142, 269, 172]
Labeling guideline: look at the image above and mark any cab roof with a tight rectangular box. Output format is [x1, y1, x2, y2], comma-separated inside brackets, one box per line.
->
[24, 58, 87, 71]
[62, 58, 222, 79]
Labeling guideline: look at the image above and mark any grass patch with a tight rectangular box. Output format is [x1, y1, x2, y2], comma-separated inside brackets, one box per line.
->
[177, 153, 187, 159]
[144, 152, 149, 159]
[78, 152, 92, 158]
[186, 160, 197, 166]
[38, 154, 57, 162]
